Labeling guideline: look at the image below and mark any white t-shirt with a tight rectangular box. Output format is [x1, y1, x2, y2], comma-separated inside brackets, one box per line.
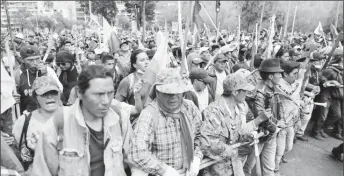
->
[215, 70, 226, 100]
[195, 86, 209, 112]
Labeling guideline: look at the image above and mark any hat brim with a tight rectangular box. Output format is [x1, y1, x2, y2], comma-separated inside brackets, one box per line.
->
[35, 86, 60, 96]
[192, 58, 207, 64]
[156, 83, 189, 94]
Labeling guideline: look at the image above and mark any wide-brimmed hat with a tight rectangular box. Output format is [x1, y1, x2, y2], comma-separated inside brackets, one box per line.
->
[223, 69, 255, 93]
[258, 59, 284, 73]
[153, 68, 190, 94]
[32, 76, 60, 96]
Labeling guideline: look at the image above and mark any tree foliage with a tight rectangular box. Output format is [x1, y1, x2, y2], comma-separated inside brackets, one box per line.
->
[12, 8, 33, 31]
[79, 0, 118, 25]
[125, 1, 157, 22]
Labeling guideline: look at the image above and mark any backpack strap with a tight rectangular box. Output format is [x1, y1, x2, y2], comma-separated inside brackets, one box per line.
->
[53, 107, 64, 151]
[19, 112, 32, 149]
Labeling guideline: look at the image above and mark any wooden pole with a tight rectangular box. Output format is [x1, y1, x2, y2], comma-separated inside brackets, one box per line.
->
[335, 1, 340, 28]
[291, 5, 297, 35]
[4, 0, 21, 119]
[283, 1, 291, 39]
[250, 23, 258, 70]
[181, 1, 193, 76]
[258, 2, 265, 38]
[141, 0, 146, 43]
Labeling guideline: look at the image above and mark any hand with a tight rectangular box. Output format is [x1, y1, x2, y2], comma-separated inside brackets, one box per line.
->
[1, 132, 14, 145]
[189, 157, 201, 176]
[133, 79, 143, 97]
[163, 166, 180, 176]
[12, 93, 20, 104]
[27, 131, 40, 150]
[312, 86, 320, 94]
[37, 63, 47, 75]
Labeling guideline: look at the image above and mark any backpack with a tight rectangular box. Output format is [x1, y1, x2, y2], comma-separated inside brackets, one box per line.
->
[53, 105, 125, 151]
[18, 112, 34, 170]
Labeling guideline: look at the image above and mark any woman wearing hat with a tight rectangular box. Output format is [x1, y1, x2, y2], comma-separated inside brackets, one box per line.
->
[200, 69, 269, 176]
[12, 76, 61, 172]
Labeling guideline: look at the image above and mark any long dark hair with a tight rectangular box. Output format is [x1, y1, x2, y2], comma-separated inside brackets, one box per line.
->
[130, 49, 145, 73]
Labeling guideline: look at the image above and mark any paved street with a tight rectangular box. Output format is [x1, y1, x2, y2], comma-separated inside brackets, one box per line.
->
[279, 121, 343, 176]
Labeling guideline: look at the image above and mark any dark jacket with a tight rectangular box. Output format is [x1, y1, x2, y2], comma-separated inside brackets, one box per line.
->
[58, 66, 79, 105]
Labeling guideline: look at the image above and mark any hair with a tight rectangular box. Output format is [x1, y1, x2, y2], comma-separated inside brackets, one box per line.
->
[275, 47, 285, 58]
[78, 65, 114, 94]
[281, 61, 300, 74]
[130, 49, 145, 73]
[101, 54, 114, 64]
[260, 71, 274, 81]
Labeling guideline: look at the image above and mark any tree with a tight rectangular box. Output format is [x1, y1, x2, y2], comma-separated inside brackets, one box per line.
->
[79, 1, 118, 25]
[117, 15, 131, 30]
[29, 15, 56, 31]
[43, 1, 54, 10]
[125, 1, 157, 26]
[12, 8, 33, 31]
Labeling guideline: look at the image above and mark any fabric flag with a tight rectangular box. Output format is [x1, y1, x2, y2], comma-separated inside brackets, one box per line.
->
[107, 29, 121, 54]
[103, 17, 112, 46]
[192, 25, 200, 46]
[138, 31, 171, 103]
[1, 62, 16, 114]
[191, 0, 204, 33]
[314, 21, 324, 36]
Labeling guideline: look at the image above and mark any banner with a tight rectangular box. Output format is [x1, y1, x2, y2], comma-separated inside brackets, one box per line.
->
[172, 22, 178, 32]
[88, 13, 102, 30]
[314, 21, 324, 36]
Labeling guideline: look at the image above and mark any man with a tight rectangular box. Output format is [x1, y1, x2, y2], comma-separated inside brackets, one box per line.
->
[220, 43, 239, 70]
[207, 54, 230, 100]
[31, 65, 132, 176]
[18, 45, 62, 113]
[117, 41, 131, 78]
[56, 51, 79, 105]
[294, 52, 322, 141]
[210, 44, 220, 56]
[199, 47, 211, 62]
[129, 68, 203, 176]
[312, 49, 343, 140]
[243, 59, 283, 176]
[274, 60, 306, 175]
[200, 69, 269, 176]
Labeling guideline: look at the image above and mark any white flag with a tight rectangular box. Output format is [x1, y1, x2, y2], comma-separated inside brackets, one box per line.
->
[314, 21, 324, 36]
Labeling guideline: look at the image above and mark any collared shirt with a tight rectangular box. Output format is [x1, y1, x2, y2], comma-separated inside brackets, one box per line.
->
[195, 86, 209, 112]
[215, 70, 226, 100]
[31, 99, 132, 176]
[129, 99, 203, 176]
[200, 98, 256, 176]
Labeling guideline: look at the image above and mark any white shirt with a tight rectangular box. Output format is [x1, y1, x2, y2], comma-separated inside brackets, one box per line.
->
[215, 70, 226, 100]
[195, 86, 209, 112]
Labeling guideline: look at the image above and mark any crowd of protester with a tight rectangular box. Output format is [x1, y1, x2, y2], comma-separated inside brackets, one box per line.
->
[0, 24, 343, 176]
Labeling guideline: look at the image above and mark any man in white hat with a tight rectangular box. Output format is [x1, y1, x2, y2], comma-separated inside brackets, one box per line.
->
[129, 68, 203, 176]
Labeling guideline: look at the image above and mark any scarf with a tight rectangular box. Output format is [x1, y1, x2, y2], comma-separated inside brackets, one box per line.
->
[159, 106, 194, 169]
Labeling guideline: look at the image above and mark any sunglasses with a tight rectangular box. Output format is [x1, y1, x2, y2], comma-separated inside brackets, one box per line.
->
[56, 62, 68, 66]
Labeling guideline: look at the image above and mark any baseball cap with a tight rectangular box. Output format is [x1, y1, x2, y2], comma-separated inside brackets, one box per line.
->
[199, 47, 209, 54]
[189, 68, 213, 84]
[20, 45, 40, 59]
[223, 69, 255, 93]
[32, 76, 60, 96]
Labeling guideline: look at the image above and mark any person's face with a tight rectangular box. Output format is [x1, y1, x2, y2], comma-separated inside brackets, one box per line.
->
[193, 79, 206, 92]
[78, 77, 114, 119]
[281, 52, 290, 62]
[36, 90, 60, 112]
[201, 51, 210, 60]
[121, 44, 129, 51]
[64, 43, 71, 51]
[88, 53, 96, 60]
[212, 48, 219, 55]
[294, 46, 302, 55]
[156, 91, 183, 112]
[78, 41, 84, 48]
[134, 52, 149, 72]
[233, 89, 248, 103]
[269, 72, 282, 84]
[104, 59, 115, 72]
[214, 59, 228, 71]
[57, 62, 72, 71]
[283, 68, 299, 84]
[231, 49, 239, 58]
[24, 56, 41, 71]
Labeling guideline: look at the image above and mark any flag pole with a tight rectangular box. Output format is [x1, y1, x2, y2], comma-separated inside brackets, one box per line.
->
[181, 1, 193, 76]
[4, 1, 21, 119]
[291, 5, 297, 35]
[283, 1, 291, 39]
[199, 2, 227, 45]
[141, 0, 146, 43]
[258, 2, 265, 38]
[250, 23, 258, 70]
[335, 1, 340, 28]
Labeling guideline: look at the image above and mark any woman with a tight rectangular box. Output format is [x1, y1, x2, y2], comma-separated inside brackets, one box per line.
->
[115, 49, 149, 125]
[12, 76, 61, 172]
[56, 51, 79, 105]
